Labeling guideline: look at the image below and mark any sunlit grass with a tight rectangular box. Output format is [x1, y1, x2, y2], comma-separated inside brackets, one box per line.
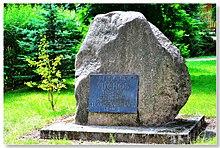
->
[14, 139, 73, 145]
[180, 60, 216, 117]
[192, 136, 217, 145]
[4, 78, 76, 144]
[180, 60, 216, 144]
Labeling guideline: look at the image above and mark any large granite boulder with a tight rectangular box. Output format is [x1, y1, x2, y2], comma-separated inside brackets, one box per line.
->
[74, 11, 191, 126]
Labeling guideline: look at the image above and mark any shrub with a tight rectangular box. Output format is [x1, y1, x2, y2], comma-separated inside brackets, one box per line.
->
[25, 36, 67, 110]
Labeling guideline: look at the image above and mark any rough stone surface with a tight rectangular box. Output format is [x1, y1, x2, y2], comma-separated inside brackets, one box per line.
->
[74, 11, 191, 126]
[40, 115, 205, 144]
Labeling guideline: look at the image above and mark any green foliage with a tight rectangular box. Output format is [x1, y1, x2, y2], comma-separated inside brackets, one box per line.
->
[74, 4, 93, 52]
[25, 36, 67, 110]
[4, 4, 41, 50]
[4, 4, 81, 90]
[109, 133, 116, 143]
[211, 4, 216, 22]
[4, 4, 42, 90]
[150, 4, 215, 58]
[4, 3, 216, 90]
[75, 4, 215, 58]
[18, 4, 81, 79]
[160, 4, 193, 57]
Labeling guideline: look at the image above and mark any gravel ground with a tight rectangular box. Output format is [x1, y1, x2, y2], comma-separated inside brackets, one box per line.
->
[199, 117, 217, 140]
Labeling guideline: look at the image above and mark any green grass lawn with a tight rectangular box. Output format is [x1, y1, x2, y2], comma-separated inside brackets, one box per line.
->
[4, 78, 76, 144]
[4, 60, 216, 145]
[180, 60, 216, 117]
[180, 60, 216, 145]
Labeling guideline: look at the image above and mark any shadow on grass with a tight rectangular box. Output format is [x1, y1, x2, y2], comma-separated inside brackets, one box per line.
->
[190, 74, 216, 91]
[4, 83, 75, 104]
[4, 79, 75, 92]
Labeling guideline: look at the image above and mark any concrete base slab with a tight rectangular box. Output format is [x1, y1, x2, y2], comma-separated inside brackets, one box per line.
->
[40, 114, 205, 144]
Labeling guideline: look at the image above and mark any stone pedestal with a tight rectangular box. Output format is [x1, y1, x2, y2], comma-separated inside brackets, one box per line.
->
[40, 115, 205, 144]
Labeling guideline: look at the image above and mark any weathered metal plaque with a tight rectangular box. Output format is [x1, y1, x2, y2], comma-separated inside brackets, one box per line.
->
[89, 74, 138, 113]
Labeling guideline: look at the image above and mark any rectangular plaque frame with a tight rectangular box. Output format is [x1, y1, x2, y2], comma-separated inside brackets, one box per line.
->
[89, 74, 138, 113]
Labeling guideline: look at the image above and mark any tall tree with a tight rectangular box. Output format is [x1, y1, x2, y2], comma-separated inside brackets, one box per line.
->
[17, 4, 81, 83]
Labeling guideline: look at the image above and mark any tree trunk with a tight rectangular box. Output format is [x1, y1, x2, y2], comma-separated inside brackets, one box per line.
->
[49, 89, 54, 110]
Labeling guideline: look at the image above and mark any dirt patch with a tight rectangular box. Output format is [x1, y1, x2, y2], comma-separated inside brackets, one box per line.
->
[205, 117, 217, 132]
[18, 114, 75, 142]
[199, 117, 217, 140]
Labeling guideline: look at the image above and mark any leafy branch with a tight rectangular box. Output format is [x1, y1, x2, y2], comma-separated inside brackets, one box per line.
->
[25, 35, 66, 110]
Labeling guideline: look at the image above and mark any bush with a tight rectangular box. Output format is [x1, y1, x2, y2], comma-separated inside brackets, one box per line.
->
[25, 36, 67, 110]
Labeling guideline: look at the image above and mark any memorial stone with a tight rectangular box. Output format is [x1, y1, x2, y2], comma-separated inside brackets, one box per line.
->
[74, 11, 191, 126]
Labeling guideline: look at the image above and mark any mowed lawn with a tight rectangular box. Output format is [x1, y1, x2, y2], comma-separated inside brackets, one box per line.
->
[180, 60, 216, 117]
[3, 60, 216, 144]
[4, 78, 76, 144]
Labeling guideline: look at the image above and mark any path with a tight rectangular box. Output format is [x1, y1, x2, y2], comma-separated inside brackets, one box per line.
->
[186, 57, 216, 62]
